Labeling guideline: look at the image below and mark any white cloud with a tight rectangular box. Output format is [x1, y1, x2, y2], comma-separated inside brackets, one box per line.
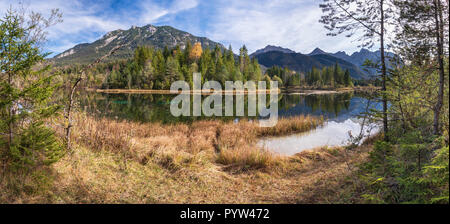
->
[170, 0, 198, 12]
[138, 0, 198, 25]
[206, 0, 361, 54]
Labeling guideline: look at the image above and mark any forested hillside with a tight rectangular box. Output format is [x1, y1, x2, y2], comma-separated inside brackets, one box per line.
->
[60, 42, 355, 90]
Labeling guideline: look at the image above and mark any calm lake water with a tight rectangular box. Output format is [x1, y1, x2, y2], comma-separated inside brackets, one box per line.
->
[80, 91, 380, 155]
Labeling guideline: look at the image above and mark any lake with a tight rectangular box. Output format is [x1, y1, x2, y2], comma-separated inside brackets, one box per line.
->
[80, 91, 381, 155]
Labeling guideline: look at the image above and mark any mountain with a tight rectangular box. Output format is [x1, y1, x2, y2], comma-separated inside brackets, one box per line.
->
[331, 51, 352, 62]
[330, 49, 397, 77]
[307, 47, 328, 56]
[52, 24, 225, 65]
[253, 51, 366, 79]
[250, 45, 296, 57]
[252, 45, 397, 79]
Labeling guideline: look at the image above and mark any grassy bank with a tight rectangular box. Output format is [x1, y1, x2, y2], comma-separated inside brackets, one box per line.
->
[0, 113, 376, 203]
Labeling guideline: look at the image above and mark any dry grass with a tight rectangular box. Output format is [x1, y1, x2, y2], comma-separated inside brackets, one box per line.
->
[216, 146, 281, 171]
[1, 113, 371, 203]
[64, 113, 322, 171]
[257, 115, 324, 137]
[1, 145, 372, 203]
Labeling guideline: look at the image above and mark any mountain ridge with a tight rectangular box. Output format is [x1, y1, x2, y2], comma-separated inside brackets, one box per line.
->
[253, 51, 366, 79]
[250, 45, 296, 57]
[52, 24, 225, 65]
[251, 45, 396, 79]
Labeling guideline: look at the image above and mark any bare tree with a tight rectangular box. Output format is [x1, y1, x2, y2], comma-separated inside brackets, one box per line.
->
[64, 44, 126, 150]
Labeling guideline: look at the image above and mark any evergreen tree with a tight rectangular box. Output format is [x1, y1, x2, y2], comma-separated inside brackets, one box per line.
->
[333, 63, 341, 86]
[324, 67, 331, 86]
[142, 61, 154, 89]
[165, 56, 181, 86]
[343, 69, 352, 86]
[0, 9, 63, 169]
[239, 45, 250, 74]
[184, 40, 192, 64]
[163, 46, 170, 58]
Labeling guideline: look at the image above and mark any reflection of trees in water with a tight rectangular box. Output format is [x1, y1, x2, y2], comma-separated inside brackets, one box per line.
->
[80, 92, 355, 124]
[278, 92, 353, 117]
[80, 93, 261, 124]
[304, 92, 353, 116]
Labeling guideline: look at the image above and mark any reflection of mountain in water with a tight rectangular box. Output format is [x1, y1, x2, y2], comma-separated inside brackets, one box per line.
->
[278, 93, 381, 122]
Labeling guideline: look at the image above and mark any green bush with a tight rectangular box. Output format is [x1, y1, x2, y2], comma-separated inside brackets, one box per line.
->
[360, 133, 448, 204]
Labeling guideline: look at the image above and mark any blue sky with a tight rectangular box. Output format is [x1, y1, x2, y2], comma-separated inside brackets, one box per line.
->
[0, 0, 363, 56]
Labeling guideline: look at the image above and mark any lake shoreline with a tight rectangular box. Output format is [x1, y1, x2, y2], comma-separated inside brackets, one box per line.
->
[87, 86, 378, 95]
[91, 88, 281, 94]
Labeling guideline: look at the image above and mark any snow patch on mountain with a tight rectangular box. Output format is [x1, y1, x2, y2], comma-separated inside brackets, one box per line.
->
[56, 49, 75, 58]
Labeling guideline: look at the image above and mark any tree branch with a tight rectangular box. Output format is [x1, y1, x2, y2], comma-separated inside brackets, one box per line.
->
[333, 0, 382, 36]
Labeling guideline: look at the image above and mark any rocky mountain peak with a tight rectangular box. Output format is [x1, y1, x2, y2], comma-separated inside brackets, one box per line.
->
[308, 47, 328, 55]
[250, 45, 295, 57]
[52, 24, 224, 65]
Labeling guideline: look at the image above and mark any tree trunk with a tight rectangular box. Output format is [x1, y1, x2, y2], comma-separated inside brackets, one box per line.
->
[64, 44, 125, 150]
[432, 0, 445, 135]
[7, 72, 12, 150]
[380, 0, 389, 141]
[65, 77, 82, 151]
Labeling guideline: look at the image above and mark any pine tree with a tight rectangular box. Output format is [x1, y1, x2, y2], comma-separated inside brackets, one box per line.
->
[333, 63, 341, 86]
[166, 56, 181, 85]
[163, 46, 170, 58]
[239, 45, 250, 74]
[324, 67, 331, 86]
[184, 40, 192, 64]
[343, 69, 352, 86]
[0, 9, 63, 169]
[142, 61, 154, 89]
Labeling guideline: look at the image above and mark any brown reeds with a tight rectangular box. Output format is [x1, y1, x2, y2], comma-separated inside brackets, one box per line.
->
[68, 112, 323, 170]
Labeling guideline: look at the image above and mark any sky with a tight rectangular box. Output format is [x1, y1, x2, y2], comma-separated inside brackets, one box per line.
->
[0, 0, 364, 56]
